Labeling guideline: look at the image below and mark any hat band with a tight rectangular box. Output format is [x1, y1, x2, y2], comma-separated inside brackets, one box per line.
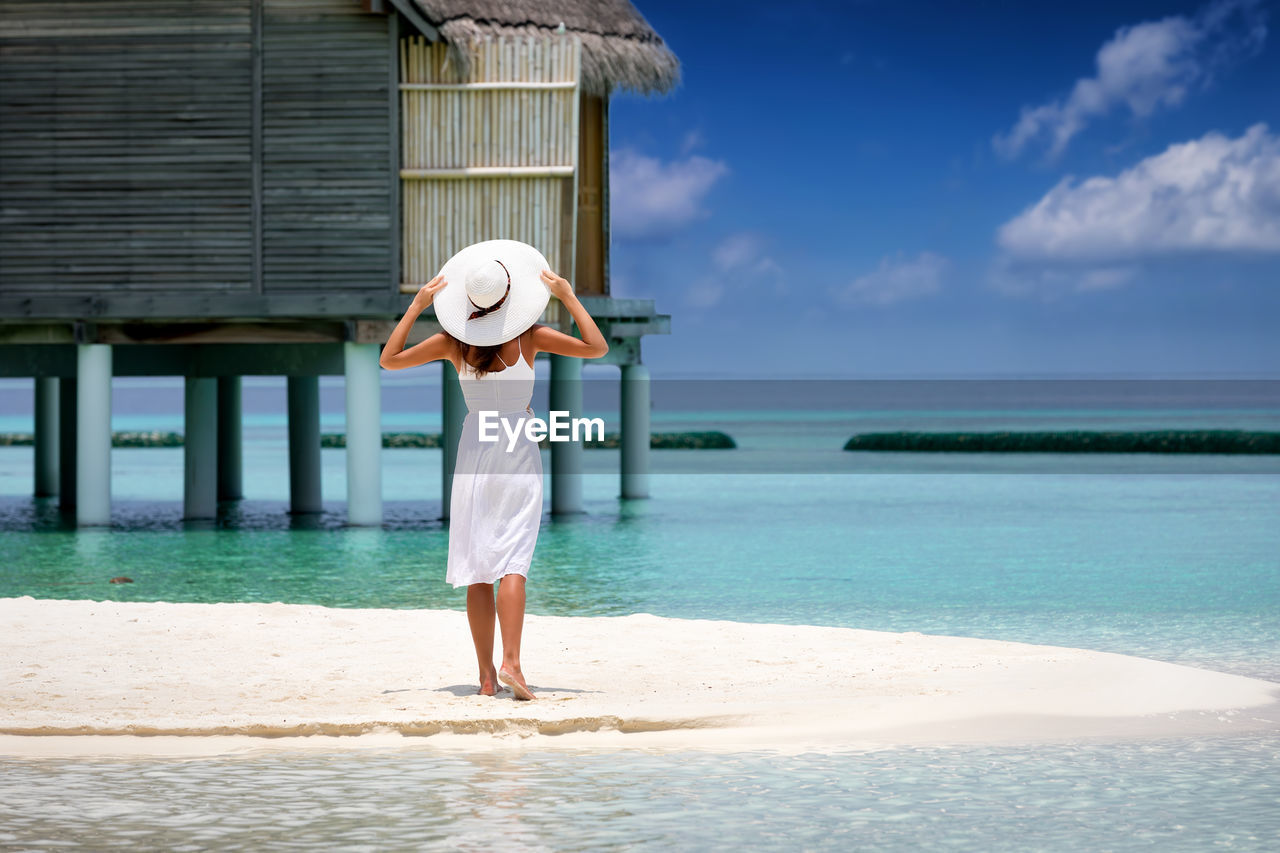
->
[467, 259, 512, 321]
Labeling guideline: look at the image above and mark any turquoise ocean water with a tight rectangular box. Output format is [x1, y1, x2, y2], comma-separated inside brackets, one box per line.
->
[1, 376, 1278, 849]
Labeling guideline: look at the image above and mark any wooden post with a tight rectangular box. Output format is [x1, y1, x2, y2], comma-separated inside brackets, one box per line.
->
[183, 376, 218, 521]
[287, 376, 323, 515]
[58, 377, 77, 514]
[217, 376, 243, 501]
[550, 353, 584, 514]
[75, 343, 112, 527]
[344, 342, 384, 526]
[34, 376, 59, 498]
[441, 359, 467, 520]
[575, 92, 606, 294]
[620, 363, 650, 499]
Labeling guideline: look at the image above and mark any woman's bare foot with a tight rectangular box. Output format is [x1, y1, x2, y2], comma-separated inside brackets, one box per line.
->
[498, 664, 536, 700]
[478, 666, 500, 696]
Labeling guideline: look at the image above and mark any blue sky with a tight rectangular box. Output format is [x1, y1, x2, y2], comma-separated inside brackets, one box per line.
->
[603, 0, 1280, 377]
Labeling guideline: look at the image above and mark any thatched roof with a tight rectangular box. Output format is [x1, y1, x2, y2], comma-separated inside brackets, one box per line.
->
[406, 0, 680, 97]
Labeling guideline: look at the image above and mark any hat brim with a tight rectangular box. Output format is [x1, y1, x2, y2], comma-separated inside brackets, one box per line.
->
[432, 239, 552, 347]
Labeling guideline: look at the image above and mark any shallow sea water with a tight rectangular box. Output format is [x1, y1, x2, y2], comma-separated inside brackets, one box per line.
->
[2, 733, 1278, 851]
[3, 450, 1277, 681]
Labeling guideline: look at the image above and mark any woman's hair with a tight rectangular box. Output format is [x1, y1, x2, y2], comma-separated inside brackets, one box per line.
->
[445, 330, 505, 378]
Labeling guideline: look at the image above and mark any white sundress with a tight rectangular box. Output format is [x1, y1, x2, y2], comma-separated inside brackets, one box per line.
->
[445, 336, 544, 588]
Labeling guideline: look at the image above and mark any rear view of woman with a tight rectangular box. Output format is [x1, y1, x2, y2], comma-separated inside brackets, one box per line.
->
[379, 239, 608, 700]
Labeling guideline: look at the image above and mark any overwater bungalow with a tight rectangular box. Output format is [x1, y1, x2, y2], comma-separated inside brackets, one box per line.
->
[0, 0, 678, 526]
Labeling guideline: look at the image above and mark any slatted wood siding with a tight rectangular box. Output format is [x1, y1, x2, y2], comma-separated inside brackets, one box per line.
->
[399, 35, 582, 326]
[0, 0, 256, 292]
[262, 0, 392, 293]
[0, 0, 396, 314]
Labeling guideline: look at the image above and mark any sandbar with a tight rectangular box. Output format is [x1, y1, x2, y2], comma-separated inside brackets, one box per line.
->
[2, 596, 1277, 758]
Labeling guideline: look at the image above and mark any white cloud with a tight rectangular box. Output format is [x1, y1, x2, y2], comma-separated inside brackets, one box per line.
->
[685, 277, 724, 308]
[831, 251, 948, 307]
[997, 123, 1280, 262]
[994, 0, 1267, 159]
[684, 231, 787, 308]
[987, 258, 1138, 298]
[609, 147, 729, 241]
[712, 231, 785, 286]
[679, 129, 705, 156]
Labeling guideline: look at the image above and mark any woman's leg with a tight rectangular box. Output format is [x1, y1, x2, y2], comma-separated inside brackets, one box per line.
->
[496, 573, 534, 698]
[465, 582, 498, 695]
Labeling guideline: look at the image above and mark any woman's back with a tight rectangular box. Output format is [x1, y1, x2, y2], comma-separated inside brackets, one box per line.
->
[457, 335, 535, 415]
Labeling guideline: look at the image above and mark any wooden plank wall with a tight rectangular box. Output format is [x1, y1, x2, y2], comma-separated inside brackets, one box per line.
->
[0, 0, 256, 293]
[399, 34, 582, 326]
[0, 0, 395, 313]
[262, 0, 392, 294]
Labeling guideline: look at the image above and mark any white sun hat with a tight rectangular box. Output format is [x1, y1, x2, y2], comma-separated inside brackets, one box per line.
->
[432, 238, 552, 346]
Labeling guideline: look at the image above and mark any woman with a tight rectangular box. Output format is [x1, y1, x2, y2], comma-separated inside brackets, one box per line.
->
[379, 239, 608, 701]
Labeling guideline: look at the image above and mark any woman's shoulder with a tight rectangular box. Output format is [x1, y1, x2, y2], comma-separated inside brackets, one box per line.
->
[524, 323, 554, 349]
[439, 332, 463, 373]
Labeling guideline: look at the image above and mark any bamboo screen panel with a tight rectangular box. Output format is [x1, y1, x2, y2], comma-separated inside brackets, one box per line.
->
[399, 35, 582, 327]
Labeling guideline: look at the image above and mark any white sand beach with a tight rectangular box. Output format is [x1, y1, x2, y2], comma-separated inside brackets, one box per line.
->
[2, 596, 1278, 758]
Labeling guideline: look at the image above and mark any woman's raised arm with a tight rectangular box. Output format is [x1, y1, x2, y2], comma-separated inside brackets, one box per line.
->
[380, 275, 455, 370]
[530, 270, 609, 359]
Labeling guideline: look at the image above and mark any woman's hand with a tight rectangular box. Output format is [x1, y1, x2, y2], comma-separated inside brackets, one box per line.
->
[412, 273, 447, 310]
[540, 269, 575, 302]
